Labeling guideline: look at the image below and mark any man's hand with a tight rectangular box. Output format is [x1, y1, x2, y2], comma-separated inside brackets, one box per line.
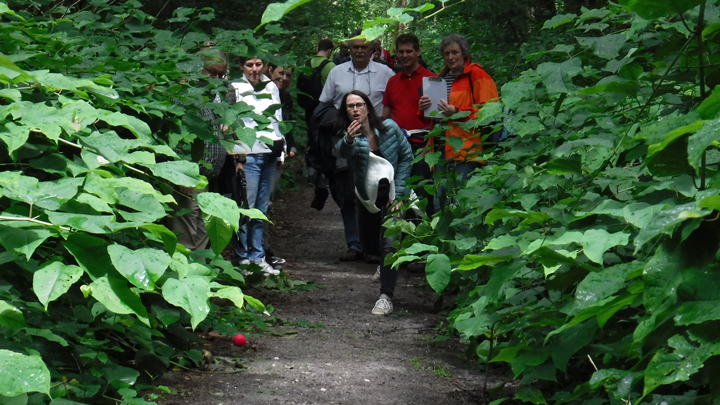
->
[419, 95, 432, 111]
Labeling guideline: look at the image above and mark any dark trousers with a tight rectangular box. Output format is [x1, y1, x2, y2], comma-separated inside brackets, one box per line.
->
[329, 168, 362, 252]
[357, 200, 400, 299]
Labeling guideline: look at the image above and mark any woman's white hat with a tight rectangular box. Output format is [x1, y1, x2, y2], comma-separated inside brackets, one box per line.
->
[356, 152, 395, 214]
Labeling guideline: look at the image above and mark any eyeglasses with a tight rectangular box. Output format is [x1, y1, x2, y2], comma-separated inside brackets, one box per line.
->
[347, 103, 366, 110]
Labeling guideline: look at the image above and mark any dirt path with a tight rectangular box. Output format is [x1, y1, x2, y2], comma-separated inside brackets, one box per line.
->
[159, 184, 500, 404]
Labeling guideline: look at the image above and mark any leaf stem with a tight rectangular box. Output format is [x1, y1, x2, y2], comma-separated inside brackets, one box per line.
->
[0, 215, 71, 231]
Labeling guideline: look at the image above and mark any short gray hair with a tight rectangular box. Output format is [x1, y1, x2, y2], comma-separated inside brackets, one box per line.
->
[439, 34, 471, 59]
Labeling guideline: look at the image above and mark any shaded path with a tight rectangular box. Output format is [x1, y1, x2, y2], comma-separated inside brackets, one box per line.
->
[159, 184, 500, 404]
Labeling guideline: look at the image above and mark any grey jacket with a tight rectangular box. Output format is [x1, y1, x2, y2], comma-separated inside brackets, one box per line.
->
[337, 119, 413, 200]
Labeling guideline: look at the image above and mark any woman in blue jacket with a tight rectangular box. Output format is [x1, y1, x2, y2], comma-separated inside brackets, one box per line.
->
[335, 90, 413, 316]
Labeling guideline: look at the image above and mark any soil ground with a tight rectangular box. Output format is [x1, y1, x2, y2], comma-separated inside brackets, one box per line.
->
[159, 182, 505, 405]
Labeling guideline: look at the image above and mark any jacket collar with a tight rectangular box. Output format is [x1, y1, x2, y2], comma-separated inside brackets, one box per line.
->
[439, 58, 478, 77]
[346, 59, 379, 74]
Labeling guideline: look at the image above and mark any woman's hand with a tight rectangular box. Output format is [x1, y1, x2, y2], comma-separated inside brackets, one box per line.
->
[438, 99, 457, 115]
[418, 95, 431, 111]
[345, 119, 362, 143]
[236, 163, 244, 172]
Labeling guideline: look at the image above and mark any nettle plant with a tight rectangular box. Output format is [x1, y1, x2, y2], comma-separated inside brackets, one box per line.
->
[0, 1, 295, 403]
[392, 0, 720, 403]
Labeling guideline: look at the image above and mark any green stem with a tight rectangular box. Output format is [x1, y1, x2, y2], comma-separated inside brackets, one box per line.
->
[698, 1, 707, 190]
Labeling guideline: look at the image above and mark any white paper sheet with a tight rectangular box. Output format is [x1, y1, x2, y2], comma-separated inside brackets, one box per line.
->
[422, 77, 447, 119]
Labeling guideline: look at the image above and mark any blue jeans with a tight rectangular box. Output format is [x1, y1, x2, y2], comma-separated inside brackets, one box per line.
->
[234, 153, 276, 263]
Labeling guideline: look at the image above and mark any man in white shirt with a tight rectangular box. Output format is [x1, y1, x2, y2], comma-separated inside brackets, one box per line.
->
[318, 30, 394, 262]
[320, 30, 395, 115]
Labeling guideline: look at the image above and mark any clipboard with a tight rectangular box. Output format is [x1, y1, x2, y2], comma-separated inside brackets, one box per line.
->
[422, 77, 447, 119]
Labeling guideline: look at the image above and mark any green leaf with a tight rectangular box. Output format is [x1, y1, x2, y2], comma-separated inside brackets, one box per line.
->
[108, 244, 170, 290]
[141, 224, 178, 256]
[514, 386, 547, 404]
[197, 192, 241, 231]
[546, 156, 582, 175]
[0, 225, 54, 260]
[0, 55, 33, 84]
[537, 58, 583, 95]
[243, 294, 267, 313]
[256, 0, 314, 31]
[203, 215, 233, 255]
[96, 111, 150, 140]
[145, 161, 207, 188]
[674, 301, 720, 325]
[32, 262, 83, 310]
[25, 328, 68, 347]
[546, 293, 638, 342]
[0, 123, 29, 155]
[486, 261, 523, 303]
[542, 13, 577, 29]
[687, 117, 720, 173]
[697, 86, 720, 119]
[457, 254, 513, 270]
[425, 254, 451, 294]
[582, 229, 629, 264]
[0, 350, 50, 397]
[485, 209, 550, 227]
[549, 321, 597, 372]
[643, 334, 720, 396]
[404, 243, 438, 255]
[635, 203, 710, 252]
[63, 233, 114, 280]
[161, 277, 210, 330]
[0, 301, 26, 329]
[576, 262, 642, 310]
[619, 0, 704, 19]
[698, 195, 720, 210]
[46, 212, 113, 234]
[447, 136, 464, 153]
[589, 369, 643, 400]
[576, 34, 626, 59]
[490, 346, 523, 363]
[89, 276, 150, 326]
[212, 286, 244, 309]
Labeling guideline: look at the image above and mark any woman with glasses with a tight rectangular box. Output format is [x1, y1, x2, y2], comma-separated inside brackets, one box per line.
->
[228, 56, 285, 276]
[335, 90, 413, 316]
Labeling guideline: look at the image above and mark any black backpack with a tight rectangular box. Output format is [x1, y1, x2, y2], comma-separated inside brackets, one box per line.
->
[297, 59, 330, 111]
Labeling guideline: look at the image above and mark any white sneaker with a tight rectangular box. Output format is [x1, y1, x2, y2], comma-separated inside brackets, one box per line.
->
[237, 259, 253, 276]
[371, 266, 381, 282]
[372, 294, 393, 315]
[259, 260, 280, 276]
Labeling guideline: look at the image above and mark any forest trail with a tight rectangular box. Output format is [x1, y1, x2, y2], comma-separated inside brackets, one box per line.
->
[158, 183, 502, 404]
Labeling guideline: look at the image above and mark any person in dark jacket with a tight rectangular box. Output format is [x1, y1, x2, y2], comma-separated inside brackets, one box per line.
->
[335, 90, 413, 316]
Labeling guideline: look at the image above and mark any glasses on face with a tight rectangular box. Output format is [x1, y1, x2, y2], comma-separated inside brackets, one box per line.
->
[346, 103, 366, 110]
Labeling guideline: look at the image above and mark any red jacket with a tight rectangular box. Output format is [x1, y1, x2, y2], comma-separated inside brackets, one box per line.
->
[430, 59, 499, 161]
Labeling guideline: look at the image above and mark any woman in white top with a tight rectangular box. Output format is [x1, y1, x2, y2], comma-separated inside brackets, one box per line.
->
[230, 56, 284, 275]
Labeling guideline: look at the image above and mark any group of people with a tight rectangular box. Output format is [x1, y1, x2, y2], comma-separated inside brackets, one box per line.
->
[171, 31, 499, 316]
[307, 32, 498, 315]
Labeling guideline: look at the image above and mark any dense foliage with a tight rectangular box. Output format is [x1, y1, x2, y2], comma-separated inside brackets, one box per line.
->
[0, 1, 295, 403]
[389, 0, 720, 403]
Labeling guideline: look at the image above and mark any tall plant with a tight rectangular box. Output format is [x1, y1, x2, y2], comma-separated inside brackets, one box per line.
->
[392, 0, 720, 403]
[0, 1, 291, 403]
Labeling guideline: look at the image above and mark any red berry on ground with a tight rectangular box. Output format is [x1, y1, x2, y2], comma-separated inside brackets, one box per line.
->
[233, 334, 246, 346]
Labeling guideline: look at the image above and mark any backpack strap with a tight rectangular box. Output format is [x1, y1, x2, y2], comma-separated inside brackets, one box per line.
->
[317, 59, 330, 73]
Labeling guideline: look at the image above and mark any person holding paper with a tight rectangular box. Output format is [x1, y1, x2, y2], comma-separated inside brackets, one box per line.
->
[418, 34, 498, 168]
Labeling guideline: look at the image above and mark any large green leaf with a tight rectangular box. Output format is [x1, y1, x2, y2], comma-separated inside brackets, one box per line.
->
[582, 229, 629, 264]
[88, 276, 150, 326]
[576, 261, 642, 310]
[674, 301, 720, 325]
[576, 34, 627, 59]
[203, 215, 233, 255]
[0, 122, 29, 155]
[32, 262, 83, 309]
[115, 187, 167, 224]
[107, 244, 170, 290]
[0, 301, 26, 329]
[161, 277, 210, 330]
[0, 350, 50, 397]
[212, 286, 244, 309]
[486, 261, 524, 303]
[457, 254, 513, 270]
[63, 233, 114, 280]
[589, 369, 643, 400]
[643, 335, 720, 396]
[0, 225, 54, 260]
[0, 172, 82, 210]
[196, 192, 241, 231]
[549, 321, 597, 372]
[619, 0, 704, 19]
[46, 212, 113, 234]
[256, 0, 313, 30]
[537, 58, 583, 95]
[145, 161, 207, 188]
[425, 254, 451, 294]
[634, 203, 710, 252]
[687, 117, 720, 173]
